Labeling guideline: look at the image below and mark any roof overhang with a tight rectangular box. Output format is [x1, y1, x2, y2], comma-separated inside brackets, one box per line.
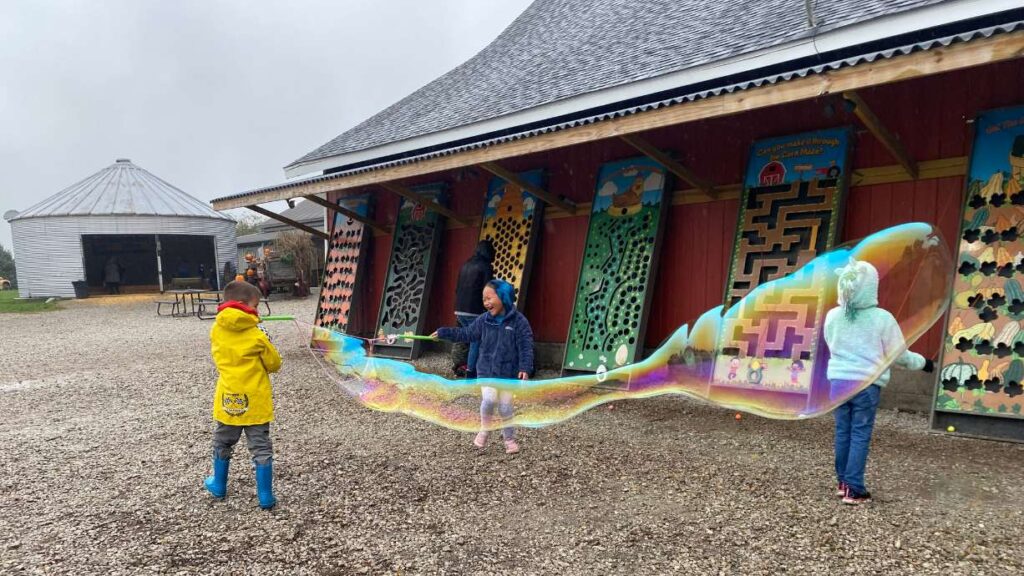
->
[283, 0, 1022, 179]
[212, 16, 1024, 211]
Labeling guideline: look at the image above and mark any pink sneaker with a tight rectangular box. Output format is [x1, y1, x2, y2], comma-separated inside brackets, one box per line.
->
[473, 431, 489, 448]
[504, 439, 520, 454]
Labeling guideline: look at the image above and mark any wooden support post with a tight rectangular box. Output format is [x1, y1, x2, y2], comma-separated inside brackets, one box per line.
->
[619, 134, 715, 196]
[478, 162, 576, 214]
[302, 194, 390, 235]
[246, 205, 330, 241]
[843, 90, 919, 179]
[379, 182, 474, 226]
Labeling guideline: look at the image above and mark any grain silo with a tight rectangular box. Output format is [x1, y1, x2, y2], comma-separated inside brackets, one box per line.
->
[4, 159, 236, 297]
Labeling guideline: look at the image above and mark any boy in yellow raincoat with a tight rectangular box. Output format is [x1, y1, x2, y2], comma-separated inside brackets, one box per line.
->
[204, 281, 282, 509]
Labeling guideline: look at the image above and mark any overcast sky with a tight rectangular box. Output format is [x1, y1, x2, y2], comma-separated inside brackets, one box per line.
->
[0, 0, 533, 252]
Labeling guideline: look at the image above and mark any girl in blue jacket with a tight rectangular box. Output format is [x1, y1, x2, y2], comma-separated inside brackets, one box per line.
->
[434, 279, 534, 454]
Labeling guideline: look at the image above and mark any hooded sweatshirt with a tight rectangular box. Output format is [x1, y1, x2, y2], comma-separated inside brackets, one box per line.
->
[210, 302, 282, 425]
[437, 280, 534, 378]
[823, 260, 925, 387]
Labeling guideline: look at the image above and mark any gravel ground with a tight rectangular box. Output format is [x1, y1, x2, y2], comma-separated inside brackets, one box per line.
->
[2, 295, 1023, 575]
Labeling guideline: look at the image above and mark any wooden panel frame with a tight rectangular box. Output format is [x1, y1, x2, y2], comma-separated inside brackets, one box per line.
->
[314, 194, 374, 335]
[478, 169, 547, 307]
[561, 155, 672, 378]
[708, 127, 854, 413]
[371, 183, 449, 359]
[933, 104, 1024, 437]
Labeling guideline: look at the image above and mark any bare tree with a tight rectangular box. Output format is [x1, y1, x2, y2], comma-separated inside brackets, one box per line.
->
[235, 214, 267, 237]
[274, 230, 315, 297]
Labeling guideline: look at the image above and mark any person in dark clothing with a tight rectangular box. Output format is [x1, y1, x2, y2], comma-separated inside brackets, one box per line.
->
[433, 279, 534, 454]
[451, 240, 495, 377]
[104, 256, 125, 294]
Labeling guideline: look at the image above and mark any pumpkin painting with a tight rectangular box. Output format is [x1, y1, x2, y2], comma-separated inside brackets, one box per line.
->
[940, 358, 977, 386]
[939, 106, 1024, 422]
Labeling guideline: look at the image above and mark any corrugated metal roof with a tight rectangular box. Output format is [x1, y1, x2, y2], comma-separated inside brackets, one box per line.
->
[261, 199, 325, 232]
[213, 19, 1023, 206]
[288, 0, 952, 169]
[9, 159, 233, 221]
[237, 231, 280, 245]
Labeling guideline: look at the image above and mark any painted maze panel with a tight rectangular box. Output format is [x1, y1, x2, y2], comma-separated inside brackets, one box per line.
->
[315, 195, 371, 334]
[712, 128, 850, 395]
[563, 157, 668, 375]
[937, 105, 1024, 420]
[478, 170, 545, 304]
[373, 185, 447, 359]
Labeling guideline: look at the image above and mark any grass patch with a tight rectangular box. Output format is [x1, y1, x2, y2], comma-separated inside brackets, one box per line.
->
[0, 290, 61, 313]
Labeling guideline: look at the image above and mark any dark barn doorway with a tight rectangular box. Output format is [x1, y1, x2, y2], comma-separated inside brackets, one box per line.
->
[159, 234, 217, 288]
[81, 234, 159, 292]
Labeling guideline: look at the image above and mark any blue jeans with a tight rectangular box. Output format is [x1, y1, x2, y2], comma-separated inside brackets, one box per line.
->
[456, 314, 480, 373]
[832, 382, 881, 495]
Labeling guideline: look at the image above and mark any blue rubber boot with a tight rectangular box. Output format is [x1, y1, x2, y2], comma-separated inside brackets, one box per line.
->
[255, 459, 277, 510]
[204, 456, 230, 499]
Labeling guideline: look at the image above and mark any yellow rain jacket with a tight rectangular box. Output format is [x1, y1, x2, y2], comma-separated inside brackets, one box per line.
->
[210, 305, 282, 425]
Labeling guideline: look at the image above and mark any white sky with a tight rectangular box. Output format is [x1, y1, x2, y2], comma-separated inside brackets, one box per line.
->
[0, 0, 534, 251]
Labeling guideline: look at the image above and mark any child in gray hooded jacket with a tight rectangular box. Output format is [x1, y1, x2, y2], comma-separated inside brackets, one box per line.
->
[823, 259, 934, 505]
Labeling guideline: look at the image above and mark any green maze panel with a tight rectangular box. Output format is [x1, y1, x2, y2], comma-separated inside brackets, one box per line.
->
[562, 156, 669, 376]
[373, 184, 447, 359]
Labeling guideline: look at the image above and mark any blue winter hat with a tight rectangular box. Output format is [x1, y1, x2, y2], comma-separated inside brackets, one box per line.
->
[486, 278, 516, 318]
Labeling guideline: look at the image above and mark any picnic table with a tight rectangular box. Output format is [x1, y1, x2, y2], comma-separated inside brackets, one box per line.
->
[156, 289, 207, 317]
[157, 289, 272, 319]
[195, 291, 272, 320]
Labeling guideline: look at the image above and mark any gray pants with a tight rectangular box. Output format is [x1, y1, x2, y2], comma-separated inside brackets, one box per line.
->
[212, 422, 273, 464]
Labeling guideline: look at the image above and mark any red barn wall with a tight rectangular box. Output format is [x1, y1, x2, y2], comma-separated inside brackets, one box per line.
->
[329, 60, 1023, 359]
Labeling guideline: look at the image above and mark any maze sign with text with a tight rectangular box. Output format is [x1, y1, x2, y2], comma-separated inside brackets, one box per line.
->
[711, 128, 850, 396]
[562, 156, 669, 377]
[315, 194, 372, 335]
[373, 184, 447, 359]
[936, 105, 1024, 422]
[478, 170, 545, 305]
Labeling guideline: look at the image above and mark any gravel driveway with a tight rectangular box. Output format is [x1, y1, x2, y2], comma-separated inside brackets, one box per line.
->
[2, 295, 1022, 575]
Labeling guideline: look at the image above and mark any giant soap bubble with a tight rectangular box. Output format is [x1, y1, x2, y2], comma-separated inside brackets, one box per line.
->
[300, 223, 952, 430]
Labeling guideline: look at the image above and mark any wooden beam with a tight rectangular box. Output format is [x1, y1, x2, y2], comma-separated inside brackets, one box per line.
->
[212, 31, 1024, 210]
[301, 194, 390, 235]
[378, 182, 474, 226]
[843, 90, 919, 179]
[478, 162, 576, 214]
[618, 134, 715, 195]
[246, 205, 330, 241]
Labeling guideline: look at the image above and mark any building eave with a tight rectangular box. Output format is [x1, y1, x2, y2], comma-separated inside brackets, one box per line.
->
[211, 20, 1024, 211]
[282, 0, 1023, 179]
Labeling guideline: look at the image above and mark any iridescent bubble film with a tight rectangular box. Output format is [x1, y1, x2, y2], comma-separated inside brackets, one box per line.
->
[299, 223, 952, 430]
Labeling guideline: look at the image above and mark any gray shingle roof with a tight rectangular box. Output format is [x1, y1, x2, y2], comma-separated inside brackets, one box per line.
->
[290, 0, 946, 168]
[10, 159, 232, 221]
[261, 199, 325, 232]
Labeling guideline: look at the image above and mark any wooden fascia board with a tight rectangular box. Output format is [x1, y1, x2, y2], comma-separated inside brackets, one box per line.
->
[211, 31, 1023, 211]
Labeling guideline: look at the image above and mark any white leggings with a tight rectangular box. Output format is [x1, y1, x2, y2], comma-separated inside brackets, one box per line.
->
[480, 386, 515, 440]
